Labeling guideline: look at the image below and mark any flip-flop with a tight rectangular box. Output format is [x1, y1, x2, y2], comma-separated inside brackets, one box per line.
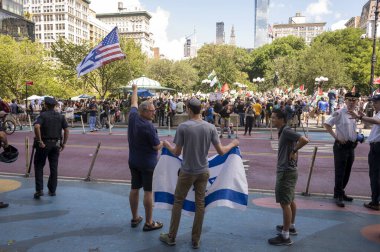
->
[131, 216, 143, 228]
[143, 221, 163, 232]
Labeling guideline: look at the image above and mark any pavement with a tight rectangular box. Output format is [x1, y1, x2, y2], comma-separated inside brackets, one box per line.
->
[0, 175, 380, 252]
[0, 119, 379, 251]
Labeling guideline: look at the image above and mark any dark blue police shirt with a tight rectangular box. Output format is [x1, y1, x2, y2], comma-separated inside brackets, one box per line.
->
[128, 107, 160, 171]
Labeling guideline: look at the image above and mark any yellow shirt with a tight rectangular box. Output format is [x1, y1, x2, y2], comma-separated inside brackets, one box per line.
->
[253, 103, 262, 116]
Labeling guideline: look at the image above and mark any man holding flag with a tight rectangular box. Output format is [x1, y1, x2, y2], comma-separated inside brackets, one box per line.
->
[159, 97, 239, 249]
[76, 27, 125, 77]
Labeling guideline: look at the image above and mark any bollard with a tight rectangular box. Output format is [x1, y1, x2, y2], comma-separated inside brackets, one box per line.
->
[80, 115, 86, 134]
[25, 137, 29, 177]
[108, 115, 112, 135]
[168, 117, 171, 136]
[84, 142, 101, 181]
[270, 120, 273, 140]
[28, 114, 32, 132]
[302, 146, 318, 196]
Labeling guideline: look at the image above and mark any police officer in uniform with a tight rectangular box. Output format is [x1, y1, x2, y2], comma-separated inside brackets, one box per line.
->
[324, 92, 360, 207]
[348, 94, 380, 211]
[33, 97, 69, 199]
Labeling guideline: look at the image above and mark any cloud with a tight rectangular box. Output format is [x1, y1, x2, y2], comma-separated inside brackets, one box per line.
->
[149, 7, 185, 60]
[331, 20, 348, 31]
[306, 0, 332, 22]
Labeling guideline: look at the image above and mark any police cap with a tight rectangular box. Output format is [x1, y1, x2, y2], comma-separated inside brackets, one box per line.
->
[369, 94, 380, 102]
[44, 97, 57, 105]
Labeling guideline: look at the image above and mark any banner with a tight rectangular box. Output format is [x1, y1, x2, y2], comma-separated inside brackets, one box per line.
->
[153, 147, 248, 215]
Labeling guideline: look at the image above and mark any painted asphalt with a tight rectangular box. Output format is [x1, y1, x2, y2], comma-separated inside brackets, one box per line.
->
[0, 176, 379, 252]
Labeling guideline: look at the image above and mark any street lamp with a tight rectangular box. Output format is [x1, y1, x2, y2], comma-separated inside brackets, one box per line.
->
[370, 0, 380, 96]
[315, 76, 328, 91]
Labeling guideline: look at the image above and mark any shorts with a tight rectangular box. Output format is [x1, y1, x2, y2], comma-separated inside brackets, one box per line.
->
[275, 170, 298, 204]
[129, 163, 153, 191]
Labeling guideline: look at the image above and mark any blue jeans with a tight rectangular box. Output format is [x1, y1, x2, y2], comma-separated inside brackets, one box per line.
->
[89, 116, 96, 131]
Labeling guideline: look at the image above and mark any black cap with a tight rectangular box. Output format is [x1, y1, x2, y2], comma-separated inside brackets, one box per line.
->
[369, 94, 380, 102]
[344, 92, 360, 99]
[44, 97, 57, 105]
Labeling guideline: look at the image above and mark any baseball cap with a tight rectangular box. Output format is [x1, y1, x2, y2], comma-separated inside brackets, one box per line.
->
[344, 92, 360, 99]
[44, 97, 57, 105]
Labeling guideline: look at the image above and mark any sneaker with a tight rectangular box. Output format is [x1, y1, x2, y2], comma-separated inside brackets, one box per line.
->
[0, 202, 9, 208]
[48, 191, 56, 196]
[159, 233, 176, 246]
[276, 225, 297, 235]
[268, 234, 293, 246]
[33, 191, 44, 199]
[363, 202, 380, 211]
[192, 240, 200, 249]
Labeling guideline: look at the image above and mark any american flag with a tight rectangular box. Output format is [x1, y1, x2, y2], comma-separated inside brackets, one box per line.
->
[76, 27, 125, 77]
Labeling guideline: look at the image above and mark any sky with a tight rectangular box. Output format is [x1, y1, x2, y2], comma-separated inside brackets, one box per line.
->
[89, 0, 367, 60]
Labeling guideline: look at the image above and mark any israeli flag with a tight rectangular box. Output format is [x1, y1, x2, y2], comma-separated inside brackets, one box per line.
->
[153, 147, 248, 215]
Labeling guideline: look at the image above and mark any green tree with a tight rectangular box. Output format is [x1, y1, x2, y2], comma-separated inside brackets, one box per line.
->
[146, 59, 198, 93]
[191, 44, 250, 92]
[0, 35, 46, 99]
[51, 37, 147, 98]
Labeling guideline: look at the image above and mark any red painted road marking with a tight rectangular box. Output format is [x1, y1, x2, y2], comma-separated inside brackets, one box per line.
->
[361, 225, 380, 244]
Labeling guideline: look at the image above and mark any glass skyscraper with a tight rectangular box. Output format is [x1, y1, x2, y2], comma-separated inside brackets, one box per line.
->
[254, 0, 270, 48]
[216, 22, 225, 44]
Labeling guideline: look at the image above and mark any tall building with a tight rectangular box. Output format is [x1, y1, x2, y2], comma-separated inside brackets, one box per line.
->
[345, 16, 361, 28]
[88, 9, 111, 44]
[23, 0, 91, 49]
[254, 0, 270, 48]
[359, 0, 380, 38]
[183, 29, 197, 58]
[272, 13, 326, 44]
[1, 0, 35, 41]
[229, 25, 236, 46]
[216, 21, 224, 44]
[96, 2, 154, 57]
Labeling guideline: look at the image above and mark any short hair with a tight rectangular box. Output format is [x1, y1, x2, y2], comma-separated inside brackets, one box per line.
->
[138, 101, 153, 113]
[272, 108, 287, 123]
[187, 98, 201, 114]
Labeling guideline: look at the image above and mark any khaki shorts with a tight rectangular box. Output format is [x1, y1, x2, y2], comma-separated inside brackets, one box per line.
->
[275, 170, 298, 204]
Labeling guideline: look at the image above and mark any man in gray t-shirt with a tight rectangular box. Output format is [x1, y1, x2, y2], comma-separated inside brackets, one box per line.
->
[160, 98, 239, 249]
[268, 109, 309, 246]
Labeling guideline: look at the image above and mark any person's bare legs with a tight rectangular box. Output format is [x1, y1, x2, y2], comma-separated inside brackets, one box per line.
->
[143, 191, 153, 224]
[129, 189, 139, 220]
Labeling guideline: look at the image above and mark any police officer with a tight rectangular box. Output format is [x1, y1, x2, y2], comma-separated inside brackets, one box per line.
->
[324, 92, 360, 207]
[348, 94, 380, 211]
[33, 97, 69, 199]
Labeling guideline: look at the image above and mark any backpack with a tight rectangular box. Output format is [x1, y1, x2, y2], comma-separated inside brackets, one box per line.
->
[246, 105, 254, 115]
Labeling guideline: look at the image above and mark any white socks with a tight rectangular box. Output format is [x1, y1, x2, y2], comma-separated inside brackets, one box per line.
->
[282, 230, 290, 239]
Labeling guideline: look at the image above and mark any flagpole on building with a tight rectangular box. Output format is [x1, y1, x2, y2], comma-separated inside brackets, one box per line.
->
[370, 0, 380, 96]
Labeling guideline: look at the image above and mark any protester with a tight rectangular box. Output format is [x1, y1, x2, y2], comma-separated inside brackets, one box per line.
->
[33, 97, 69, 199]
[348, 94, 380, 211]
[88, 99, 97, 132]
[244, 100, 254, 136]
[159, 97, 239, 249]
[128, 83, 163, 231]
[324, 92, 360, 207]
[317, 97, 329, 127]
[268, 109, 309, 246]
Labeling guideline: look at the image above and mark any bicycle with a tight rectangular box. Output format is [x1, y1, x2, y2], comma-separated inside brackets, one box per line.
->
[0, 114, 16, 135]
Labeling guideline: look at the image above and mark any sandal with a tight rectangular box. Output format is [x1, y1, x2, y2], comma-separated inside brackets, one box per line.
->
[143, 221, 163, 232]
[131, 216, 143, 228]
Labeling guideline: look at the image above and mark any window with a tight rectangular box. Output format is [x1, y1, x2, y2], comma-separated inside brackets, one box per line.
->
[44, 33, 54, 39]
[56, 23, 65, 30]
[44, 24, 53, 30]
[56, 14, 65, 21]
[55, 5, 65, 12]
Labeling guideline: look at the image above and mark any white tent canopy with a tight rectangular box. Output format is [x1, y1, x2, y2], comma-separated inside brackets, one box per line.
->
[124, 76, 175, 91]
[27, 95, 42, 101]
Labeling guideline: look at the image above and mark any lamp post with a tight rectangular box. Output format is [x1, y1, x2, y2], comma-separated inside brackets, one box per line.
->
[370, 0, 380, 96]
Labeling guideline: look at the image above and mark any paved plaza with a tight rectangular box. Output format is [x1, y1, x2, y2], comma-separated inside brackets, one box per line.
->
[0, 122, 379, 251]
